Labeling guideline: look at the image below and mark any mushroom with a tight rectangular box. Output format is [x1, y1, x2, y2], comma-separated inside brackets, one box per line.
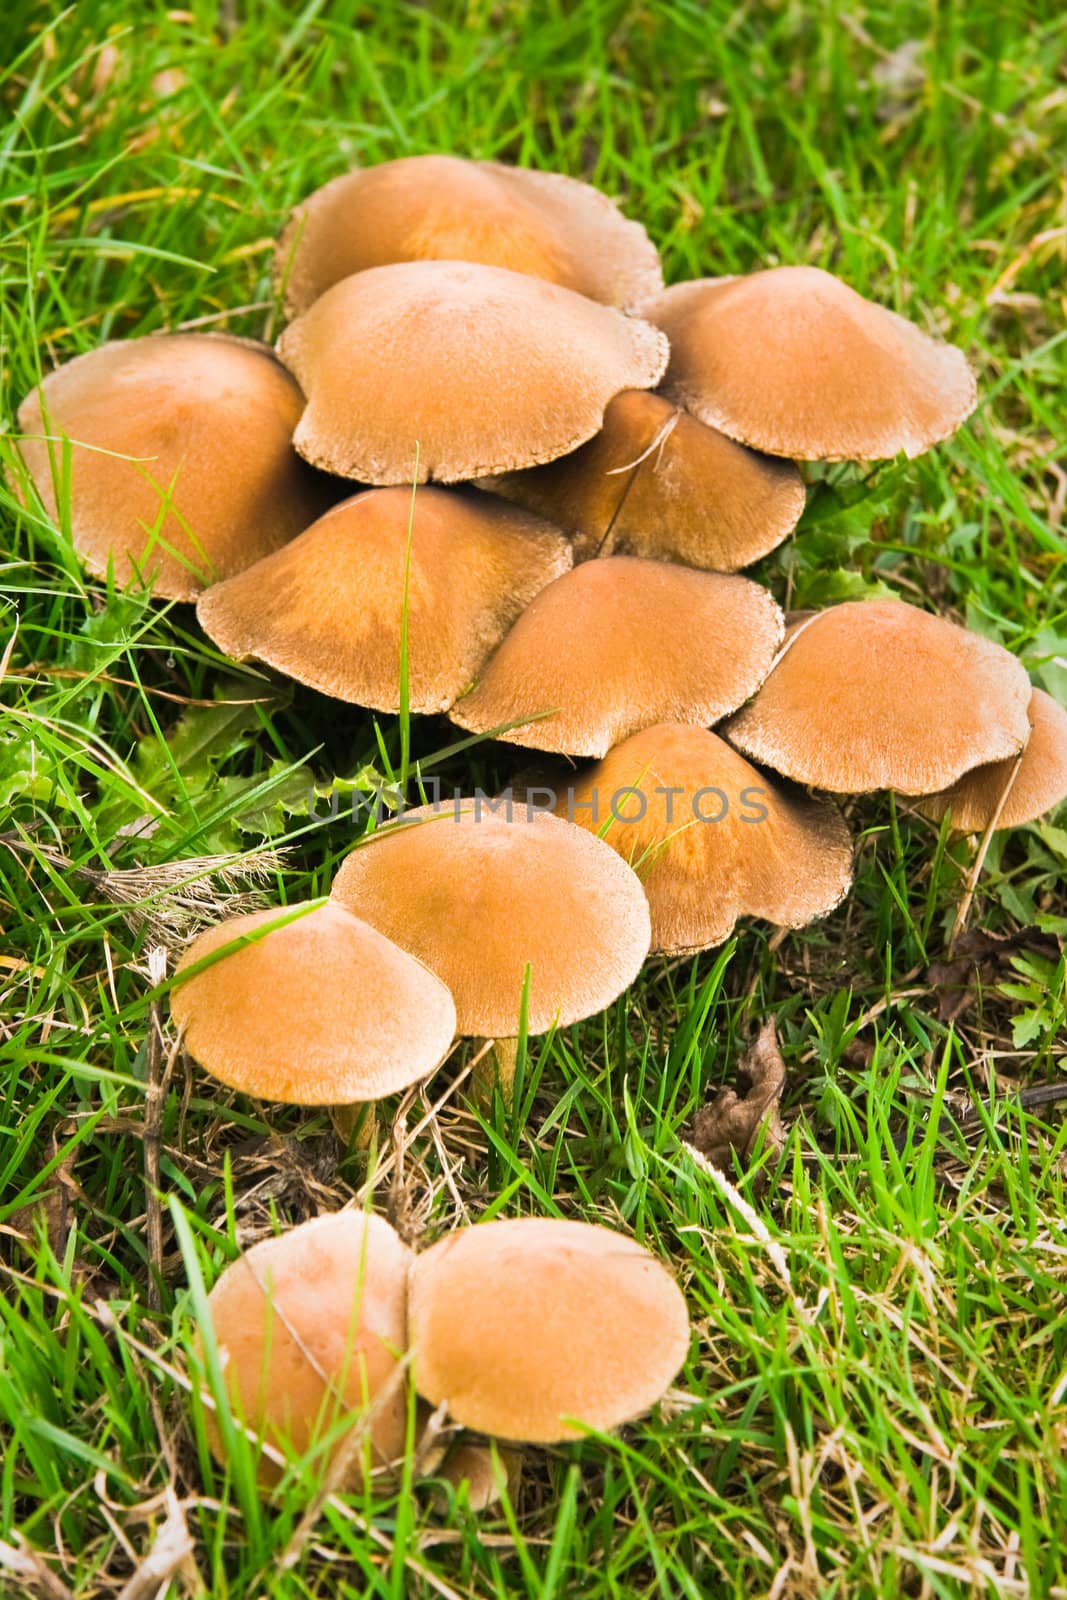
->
[276, 155, 662, 317]
[641, 267, 977, 460]
[196, 486, 572, 713]
[917, 687, 1067, 832]
[408, 1217, 690, 1443]
[16, 334, 331, 600]
[275, 261, 668, 484]
[330, 805, 651, 1092]
[725, 600, 1032, 794]
[553, 723, 853, 952]
[170, 901, 456, 1131]
[484, 388, 805, 570]
[428, 1442, 524, 1513]
[198, 1211, 412, 1491]
[448, 556, 784, 758]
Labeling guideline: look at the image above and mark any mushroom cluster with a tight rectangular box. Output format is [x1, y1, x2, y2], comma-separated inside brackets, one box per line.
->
[198, 1209, 690, 1499]
[20, 150, 1066, 1104]
[18, 151, 1065, 1086]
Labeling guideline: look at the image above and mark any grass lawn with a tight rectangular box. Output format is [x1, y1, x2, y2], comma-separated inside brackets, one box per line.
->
[2, 2, 1067, 1595]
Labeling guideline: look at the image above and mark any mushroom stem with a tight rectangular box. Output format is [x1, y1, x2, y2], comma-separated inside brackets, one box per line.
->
[330, 1101, 378, 1150]
[471, 1038, 520, 1107]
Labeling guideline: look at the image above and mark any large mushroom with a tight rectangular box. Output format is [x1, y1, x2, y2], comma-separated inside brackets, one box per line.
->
[275, 261, 668, 484]
[276, 155, 662, 317]
[198, 1211, 412, 1490]
[725, 600, 1031, 794]
[330, 805, 651, 1091]
[554, 723, 853, 952]
[16, 334, 331, 600]
[642, 267, 977, 460]
[449, 556, 784, 757]
[917, 687, 1067, 832]
[408, 1217, 690, 1443]
[196, 487, 572, 713]
[484, 388, 805, 570]
[170, 901, 456, 1123]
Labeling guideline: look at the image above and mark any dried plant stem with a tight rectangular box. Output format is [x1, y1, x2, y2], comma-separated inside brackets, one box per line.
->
[949, 747, 1025, 948]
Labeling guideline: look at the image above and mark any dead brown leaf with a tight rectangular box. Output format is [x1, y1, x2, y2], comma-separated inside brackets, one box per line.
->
[927, 926, 1062, 1024]
[690, 1018, 787, 1179]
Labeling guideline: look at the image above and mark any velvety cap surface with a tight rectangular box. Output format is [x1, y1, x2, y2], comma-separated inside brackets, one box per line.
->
[276, 260, 668, 484]
[171, 900, 456, 1102]
[17, 333, 330, 600]
[917, 687, 1067, 830]
[278, 155, 662, 315]
[409, 1218, 690, 1442]
[643, 267, 977, 460]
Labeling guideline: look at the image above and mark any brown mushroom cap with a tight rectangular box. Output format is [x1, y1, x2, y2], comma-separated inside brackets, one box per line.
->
[917, 688, 1067, 831]
[201, 1211, 412, 1490]
[409, 1218, 690, 1443]
[449, 556, 784, 758]
[171, 900, 456, 1103]
[196, 487, 572, 713]
[277, 155, 662, 317]
[275, 261, 668, 484]
[554, 723, 853, 953]
[725, 600, 1031, 794]
[330, 805, 651, 1038]
[484, 389, 805, 570]
[16, 334, 331, 601]
[642, 267, 977, 460]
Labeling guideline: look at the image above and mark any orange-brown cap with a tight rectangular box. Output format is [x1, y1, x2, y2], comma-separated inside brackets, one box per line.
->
[16, 334, 331, 600]
[449, 556, 784, 757]
[277, 155, 662, 317]
[725, 600, 1031, 794]
[409, 1217, 690, 1443]
[196, 487, 572, 713]
[201, 1211, 412, 1490]
[275, 261, 668, 484]
[484, 388, 805, 569]
[554, 723, 853, 952]
[917, 687, 1067, 831]
[331, 805, 651, 1038]
[642, 267, 977, 460]
[171, 900, 456, 1103]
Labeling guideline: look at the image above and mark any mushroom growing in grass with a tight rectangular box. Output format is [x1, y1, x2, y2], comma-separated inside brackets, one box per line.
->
[197, 1211, 412, 1492]
[275, 260, 668, 484]
[409, 1218, 690, 1443]
[642, 267, 977, 461]
[484, 388, 805, 571]
[917, 687, 1067, 832]
[277, 154, 662, 317]
[725, 600, 1032, 794]
[170, 900, 456, 1140]
[330, 805, 651, 1097]
[16, 334, 332, 601]
[449, 556, 784, 758]
[196, 486, 572, 714]
[553, 723, 853, 953]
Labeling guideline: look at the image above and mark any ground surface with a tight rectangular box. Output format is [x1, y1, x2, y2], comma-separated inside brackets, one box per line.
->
[2, 3, 1066, 1597]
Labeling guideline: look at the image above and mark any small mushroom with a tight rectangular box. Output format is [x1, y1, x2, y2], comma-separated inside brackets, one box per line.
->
[16, 334, 331, 600]
[642, 267, 977, 460]
[725, 600, 1031, 794]
[429, 1441, 524, 1513]
[554, 723, 853, 952]
[198, 1211, 412, 1490]
[484, 389, 805, 570]
[330, 805, 651, 1044]
[170, 901, 456, 1114]
[275, 261, 668, 484]
[276, 155, 662, 317]
[449, 556, 784, 757]
[408, 1218, 690, 1444]
[917, 687, 1067, 832]
[196, 487, 572, 713]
